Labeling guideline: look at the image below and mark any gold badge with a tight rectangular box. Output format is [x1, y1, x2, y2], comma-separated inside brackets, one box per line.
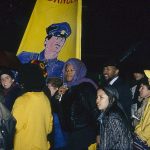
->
[60, 30, 66, 35]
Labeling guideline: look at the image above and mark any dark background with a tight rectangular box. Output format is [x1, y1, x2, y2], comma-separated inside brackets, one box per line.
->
[0, 0, 150, 78]
[82, 0, 150, 73]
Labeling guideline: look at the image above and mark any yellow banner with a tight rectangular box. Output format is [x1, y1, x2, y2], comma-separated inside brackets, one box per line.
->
[17, 0, 82, 60]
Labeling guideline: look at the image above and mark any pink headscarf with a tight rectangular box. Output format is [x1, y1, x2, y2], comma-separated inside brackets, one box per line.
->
[62, 58, 98, 89]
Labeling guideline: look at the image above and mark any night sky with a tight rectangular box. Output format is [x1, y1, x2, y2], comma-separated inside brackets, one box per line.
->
[0, 0, 35, 53]
[0, 0, 150, 75]
[82, 0, 150, 73]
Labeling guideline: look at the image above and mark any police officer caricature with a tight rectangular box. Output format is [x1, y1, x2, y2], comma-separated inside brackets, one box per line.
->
[18, 22, 71, 78]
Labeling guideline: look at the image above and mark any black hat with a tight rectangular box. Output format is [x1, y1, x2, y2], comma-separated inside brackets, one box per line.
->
[46, 22, 71, 38]
[103, 60, 120, 69]
[132, 65, 144, 74]
[0, 68, 14, 79]
[18, 63, 45, 91]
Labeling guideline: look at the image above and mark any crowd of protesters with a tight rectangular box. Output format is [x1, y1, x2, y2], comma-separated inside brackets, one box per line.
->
[0, 57, 150, 150]
[0, 22, 150, 150]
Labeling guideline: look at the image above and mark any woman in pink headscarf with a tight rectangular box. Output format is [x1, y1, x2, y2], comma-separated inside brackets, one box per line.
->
[56, 58, 98, 150]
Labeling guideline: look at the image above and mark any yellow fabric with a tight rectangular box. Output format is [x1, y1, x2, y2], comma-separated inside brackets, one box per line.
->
[88, 143, 97, 150]
[12, 92, 53, 150]
[17, 0, 82, 60]
[144, 70, 150, 79]
[135, 98, 150, 146]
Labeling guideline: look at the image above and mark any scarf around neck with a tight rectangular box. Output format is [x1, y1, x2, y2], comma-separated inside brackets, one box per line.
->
[62, 58, 98, 89]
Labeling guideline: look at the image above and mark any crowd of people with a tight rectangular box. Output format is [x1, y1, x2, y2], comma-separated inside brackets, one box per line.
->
[0, 57, 150, 150]
[0, 23, 150, 150]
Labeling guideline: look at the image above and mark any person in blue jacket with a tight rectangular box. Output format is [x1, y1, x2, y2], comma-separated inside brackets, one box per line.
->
[18, 22, 71, 78]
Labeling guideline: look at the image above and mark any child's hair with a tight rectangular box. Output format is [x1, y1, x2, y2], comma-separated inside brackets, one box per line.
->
[140, 77, 150, 90]
[47, 77, 62, 88]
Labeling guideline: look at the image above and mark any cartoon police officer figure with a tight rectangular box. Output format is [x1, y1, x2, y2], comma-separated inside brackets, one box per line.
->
[18, 22, 71, 78]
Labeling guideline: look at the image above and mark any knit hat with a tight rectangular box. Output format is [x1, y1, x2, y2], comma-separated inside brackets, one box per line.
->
[0, 68, 14, 79]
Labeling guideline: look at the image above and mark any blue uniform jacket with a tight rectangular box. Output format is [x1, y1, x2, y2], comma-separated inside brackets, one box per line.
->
[18, 50, 64, 78]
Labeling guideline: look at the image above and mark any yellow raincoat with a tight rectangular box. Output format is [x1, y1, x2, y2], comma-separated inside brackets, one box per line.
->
[12, 92, 53, 150]
[135, 97, 150, 146]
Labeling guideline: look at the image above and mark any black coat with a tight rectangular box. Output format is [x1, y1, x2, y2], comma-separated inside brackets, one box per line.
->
[58, 82, 98, 150]
[3, 83, 22, 111]
[111, 77, 132, 119]
[59, 82, 98, 131]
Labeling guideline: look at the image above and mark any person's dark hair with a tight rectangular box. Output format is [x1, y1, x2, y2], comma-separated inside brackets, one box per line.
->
[132, 64, 145, 74]
[100, 85, 132, 129]
[47, 77, 62, 88]
[45, 35, 53, 40]
[140, 77, 150, 90]
[18, 63, 45, 92]
[101, 85, 119, 112]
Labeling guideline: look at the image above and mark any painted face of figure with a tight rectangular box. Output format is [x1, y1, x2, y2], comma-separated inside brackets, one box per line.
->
[139, 83, 150, 99]
[44, 36, 66, 59]
[65, 64, 76, 82]
[133, 73, 144, 81]
[47, 83, 58, 96]
[96, 89, 109, 111]
[103, 66, 119, 81]
[0, 74, 14, 89]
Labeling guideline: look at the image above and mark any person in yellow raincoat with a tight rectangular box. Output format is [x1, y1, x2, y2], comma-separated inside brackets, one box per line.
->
[12, 63, 53, 150]
[133, 70, 150, 149]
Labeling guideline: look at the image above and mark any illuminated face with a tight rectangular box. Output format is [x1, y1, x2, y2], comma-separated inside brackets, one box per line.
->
[139, 84, 150, 99]
[44, 36, 66, 59]
[65, 64, 76, 82]
[0, 74, 14, 89]
[96, 89, 109, 111]
[103, 66, 119, 80]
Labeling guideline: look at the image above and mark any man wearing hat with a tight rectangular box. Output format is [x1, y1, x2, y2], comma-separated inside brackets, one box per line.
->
[102, 60, 132, 120]
[17, 22, 71, 78]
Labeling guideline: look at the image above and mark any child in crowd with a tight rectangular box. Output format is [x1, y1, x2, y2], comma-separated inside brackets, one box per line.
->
[0, 68, 22, 111]
[133, 70, 150, 149]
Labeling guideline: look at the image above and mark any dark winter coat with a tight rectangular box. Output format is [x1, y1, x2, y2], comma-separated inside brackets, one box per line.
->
[97, 104, 133, 150]
[111, 77, 132, 119]
[59, 82, 98, 131]
[0, 102, 16, 150]
[3, 83, 22, 111]
[58, 82, 98, 150]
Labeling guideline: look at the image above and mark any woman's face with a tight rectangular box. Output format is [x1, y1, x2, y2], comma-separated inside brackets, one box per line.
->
[65, 64, 76, 82]
[0, 74, 14, 89]
[96, 89, 109, 111]
[139, 83, 150, 98]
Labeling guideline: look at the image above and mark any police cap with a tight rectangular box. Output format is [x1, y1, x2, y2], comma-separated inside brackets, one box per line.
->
[46, 22, 71, 38]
